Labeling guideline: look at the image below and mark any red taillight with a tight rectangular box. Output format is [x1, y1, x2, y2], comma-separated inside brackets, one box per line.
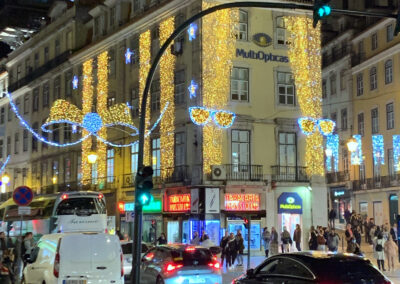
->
[120, 253, 124, 277]
[61, 193, 68, 200]
[185, 246, 196, 252]
[53, 253, 60, 278]
[165, 262, 183, 272]
[208, 261, 221, 270]
[98, 193, 104, 199]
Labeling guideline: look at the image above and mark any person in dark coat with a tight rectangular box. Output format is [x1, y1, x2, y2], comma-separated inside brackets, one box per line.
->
[219, 231, 229, 267]
[390, 223, 398, 245]
[235, 231, 245, 266]
[157, 233, 167, 245]
[354, 226, 362, 246]
[309, 226, 318, 250]
[226, 233, 237, 270]
[344, 209, 351, 224]
[328, 208, 336, 229]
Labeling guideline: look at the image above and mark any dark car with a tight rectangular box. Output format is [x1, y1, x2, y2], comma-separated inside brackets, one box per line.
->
[232, 252, 392, 284]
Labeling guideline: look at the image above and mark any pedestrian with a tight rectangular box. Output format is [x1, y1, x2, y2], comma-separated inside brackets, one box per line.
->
[374, 233, 386, 271]
[345, 223, 356, 253]
[327, 228, 340, 252]
[384, 235, 398, 272]
[269, 227, 279, 256]
[390, 223, 398, 245]
[157, 233, 167, 245]
[0, 232, 6, 260]
[375, 225, 381, 238]
[308, 226, 318, 250]
[262, 227, 270, 257]
[293, 224, 301, 251]
[354, 226, 362, 246]
[281, 226, 292, 253]
[226, 233, 237, 270]
[317, 229, 326, 251]
[200, 231, 206, 243]
[364, 218, 370, 244]
[383, 225, 390, 241]
[23, 232, 34, 259]
[220, 231, 229, 268]
[344, 208, 351, 224]
[328, 208, 336, 229]
[201, 234, 214, 248]
[191, 231, 200, 245]
[116, 230, 124, 240]
[235, 231, 244, 266]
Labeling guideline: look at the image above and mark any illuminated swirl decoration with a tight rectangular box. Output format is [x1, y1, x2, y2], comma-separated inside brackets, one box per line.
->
[0, 155, 10, 175]
[189, 107, 236, 129]
[298, 117, 335, 136]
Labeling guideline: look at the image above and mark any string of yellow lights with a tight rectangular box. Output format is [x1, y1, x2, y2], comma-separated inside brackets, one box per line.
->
[97, 51, 108, 184]
[159, 17, 176, 178]
[286, 17, 324, 176]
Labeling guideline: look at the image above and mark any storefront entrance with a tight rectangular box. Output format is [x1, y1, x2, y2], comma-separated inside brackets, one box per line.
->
[389, 194, 398, 226]
[227, 219, 261, 252]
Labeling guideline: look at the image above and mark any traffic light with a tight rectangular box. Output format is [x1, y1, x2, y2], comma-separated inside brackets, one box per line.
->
[313, 0, 331, 28]
[136, 166, 154, 206]
[151, 219, 156, 228]
[118, 201, 125, 214]
[243, 217, 249, 229]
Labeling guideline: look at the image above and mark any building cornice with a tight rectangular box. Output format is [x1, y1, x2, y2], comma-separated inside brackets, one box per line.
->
[352, 18, 394, 43]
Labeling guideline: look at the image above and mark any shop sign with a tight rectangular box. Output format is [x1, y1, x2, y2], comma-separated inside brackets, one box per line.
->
[124, 199, 162, 213]
[206, 188, 220, 213]
[191, 188, 199, 214]
[224, 193, 260, 211]
[167, 194, 191, 212]
[278, 192, 302, 214]
[334, 190, 345, 197]
[236, 48, 289, 63]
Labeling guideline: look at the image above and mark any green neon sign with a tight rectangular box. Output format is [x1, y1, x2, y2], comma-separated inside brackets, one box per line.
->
[124, 199, 162, 213]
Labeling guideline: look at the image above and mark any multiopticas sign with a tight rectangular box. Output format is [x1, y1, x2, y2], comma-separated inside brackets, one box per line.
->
[236, 48, 289, 63]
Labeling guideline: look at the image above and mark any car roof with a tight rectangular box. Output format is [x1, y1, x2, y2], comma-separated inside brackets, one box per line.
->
[40, 232, 111, 242]
[158, 244, 209, 251]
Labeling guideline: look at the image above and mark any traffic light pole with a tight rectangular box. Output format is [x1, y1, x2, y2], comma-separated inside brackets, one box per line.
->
[247, 215, 251, 270]
[131, 2, 400, 283]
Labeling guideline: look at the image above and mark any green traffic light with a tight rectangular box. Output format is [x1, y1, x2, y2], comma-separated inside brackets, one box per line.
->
[138, 192, 152, 206]
[318, 5, 331, 17]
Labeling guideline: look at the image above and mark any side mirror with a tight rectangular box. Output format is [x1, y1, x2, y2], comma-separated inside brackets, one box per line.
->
[246, 268, 254, 278]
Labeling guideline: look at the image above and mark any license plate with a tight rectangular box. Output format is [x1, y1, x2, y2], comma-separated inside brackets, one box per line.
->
[63, 280, 87, 284]
[189, 278, 206, 283]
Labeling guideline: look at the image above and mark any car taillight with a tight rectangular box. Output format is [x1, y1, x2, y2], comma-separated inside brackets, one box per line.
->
[208, 261, 221, 270]
[120, 253, 124, 277]
[185, 246, 196, 252]
[53, 253, 60, 278]
[165, 262, 183, 273]
[0, 265, 9, 275]
[61, 193, 68, 200]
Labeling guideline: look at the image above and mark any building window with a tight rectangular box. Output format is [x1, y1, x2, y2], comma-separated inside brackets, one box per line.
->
[276, 16, 288, 46]
[109, 49, 116, 76]
[64, 158, 71, 182]
[6, 136, 10, 156]
[385, 59, 393, 84]
[53, 125, 59, 143]
[357, 73, 363, 96]
[43, 82, 49, 108]
[152, 138, 161, 177]
[17, 65, 21, 81]
[342, 149, 349, 173]
[231, 67, 249, 102]
[55, 38, 60, 56]
[65, 71, 72, 97]
[330, 73, 337, 95]
[131, 143, 138, 174]
[130, 88, 139, 117]
[110, 6, 116, 27]
[387, 102, 394, 130]
[371, 33, 378, 50]
[277, 71, 294, 105]
[42, 119, 48, 149]
[14, 132, 19, 154]
[33, 88, 39, 112]
[358, 113, 364, 136]
[340, 70, 346, 90]
[44, 46, 49, 62]
[54, 76, 61, 99]
[32, 123, 38, 151]
[23, 130, 28, 152]
[34, 53, 39, 69]
[175, 132, 186, 166]
[107, 149, 114, 182]
[7, 104, 12, 121]
[0, 107, 4, 124]
[388, 149, 396, 181]
[151, 79, 160, 112]
[0, 140, 3, 159]
[359, 163, 366, 183]
[107, 96, 116, 107]
[371, 108, 379, 134]
[341, 109, 348, 130]
[236, 10, 248, 41]
[279, 132, 296, 171]
[322, 79, 327, 98]
[24, 95, 29, 114]
[232, 130, 250, 169]
[387, 24, 394, 42]
[66, 30, 72, 50]
[174, 69, 185, 105]
[25, 58, 31, 75]
[370, 67, 377, 90]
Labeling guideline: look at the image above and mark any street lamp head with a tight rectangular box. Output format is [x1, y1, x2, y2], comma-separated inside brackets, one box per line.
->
[52, 176, 58, 184]
[1, 173, 10, 184]
[347, 137, 358, 152]
[88, 151, 98, 164]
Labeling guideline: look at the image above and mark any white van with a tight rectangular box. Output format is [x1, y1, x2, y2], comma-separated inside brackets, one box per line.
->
[23, 232, 124, 284]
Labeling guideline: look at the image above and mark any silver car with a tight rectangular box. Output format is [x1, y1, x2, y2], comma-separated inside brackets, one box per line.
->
[140, 244, 222, 284]
[121, 241, 153, 279]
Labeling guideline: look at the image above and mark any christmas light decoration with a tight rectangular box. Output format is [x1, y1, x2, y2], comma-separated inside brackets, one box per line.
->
[286, 17, 324, 176]
[160, 17, 176, 178]
[298, 117, 335, 136]
[0, 155, 10, 175]
[189, 107, 236, 128]
[393, 135, 400, 171]
[351, 135, 363, 165]
[372, 135, 384, 165]
[318, 119, 335, 136]
[188, 23, 197, 41]
[72, 75, 79, 89]
[326, 134, 338, 172]
[188, 80, 198, 99]
[139, 30, 151, 166]
[202, 2, 237, 174]
[125, 48, 134, 64]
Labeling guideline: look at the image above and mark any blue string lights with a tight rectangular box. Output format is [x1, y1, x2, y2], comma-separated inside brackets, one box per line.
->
[0, 155, 10, 175]
[393, 135, 400, 171]
[187, 23, 197, 41]
[351, 134, 363, 165]
[82, 112, 103, 133]
[372, 135, 385, 165]
[188, 80, 198, 99]
[72, 75, 79, 90]
[125, 48, 134, 64]
[326, 134, 339, 172]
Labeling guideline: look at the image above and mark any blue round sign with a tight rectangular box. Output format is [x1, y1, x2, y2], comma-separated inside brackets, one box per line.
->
[13, 186, 33, 206]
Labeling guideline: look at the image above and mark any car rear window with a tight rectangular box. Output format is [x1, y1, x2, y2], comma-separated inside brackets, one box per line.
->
[56, 198, 106, 215]
[171, 248, 213, 266]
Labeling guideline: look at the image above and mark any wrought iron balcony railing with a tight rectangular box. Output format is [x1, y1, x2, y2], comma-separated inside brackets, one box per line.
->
[271, 165, 309, 182]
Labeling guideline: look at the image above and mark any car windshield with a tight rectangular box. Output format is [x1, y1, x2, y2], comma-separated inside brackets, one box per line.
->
[171, 248, 212, 266]
[56, 197, 106, 215]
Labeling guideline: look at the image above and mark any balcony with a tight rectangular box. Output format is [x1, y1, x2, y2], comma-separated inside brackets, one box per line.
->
[353, 175, 399, 191]
[270, 166, 309, 182]
[322, 46, 351, 68]
[326, 171, 350, 184]
[210, 164, 263, 181]
[8, 50, 71, 92]
[351, 52, 366, 67]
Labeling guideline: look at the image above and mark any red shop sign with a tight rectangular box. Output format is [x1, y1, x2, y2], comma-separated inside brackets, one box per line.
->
[167, 194, 191, 212]
[224, 193, 260, 211]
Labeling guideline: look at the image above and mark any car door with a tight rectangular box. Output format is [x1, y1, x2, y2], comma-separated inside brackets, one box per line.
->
[141, 248, 156, 284]
[24, 246, 42, 283]
[145, 248, 165, 281]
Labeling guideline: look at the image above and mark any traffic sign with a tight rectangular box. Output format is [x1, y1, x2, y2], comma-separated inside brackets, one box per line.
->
[126, 211, 135, 222]
[18, 206, 31, 215]
[13, 186, 33, 206]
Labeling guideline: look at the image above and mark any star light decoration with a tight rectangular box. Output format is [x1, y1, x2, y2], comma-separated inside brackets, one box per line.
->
[72, 75, 79, 89]
[298, 117, 335, 136]
[188, 80, 198, 99]
[125, 48, 134, 64]
[187, 23, 197, 41]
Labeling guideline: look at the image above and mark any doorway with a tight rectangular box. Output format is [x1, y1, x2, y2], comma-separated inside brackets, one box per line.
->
[389, 194, 398, 226]
[373, 201, 383, 226]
